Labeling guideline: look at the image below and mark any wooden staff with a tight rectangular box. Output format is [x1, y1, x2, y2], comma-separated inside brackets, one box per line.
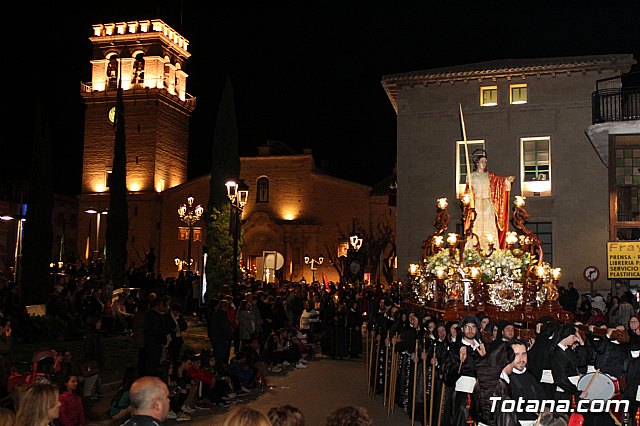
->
[389, 338, 399, 416]
[383, 330, 390, 405]
[411, 339, 419, 425]
[582, 369, 600, 397]
[364, 328, 369, 393]
[373, 332, 381, 398]
[367, 329, 376, 396]
[459, 104, 474, 209]
[437, 381, 446, 426]
[390, 334, 400, 415]
[428, 346, 436, 426]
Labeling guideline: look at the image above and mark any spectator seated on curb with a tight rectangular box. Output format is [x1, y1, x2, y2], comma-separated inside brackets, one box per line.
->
[109, 367, 138, 421]
[289, 328, 315, 361]
[164, 361, 191, 421]
[239, 340, 268, 387]
[228, 352, 257, 390]
[186, 354, 231, 408]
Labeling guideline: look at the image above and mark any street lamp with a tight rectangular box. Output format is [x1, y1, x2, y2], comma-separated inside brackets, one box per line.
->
[0, 214, 24, 284]
[226, 180, 249, 285]
[84, 207, 108, 261]
[304, 254, 324, 283]
[174, 256, 192, 272]
[178, 195, 204, 272]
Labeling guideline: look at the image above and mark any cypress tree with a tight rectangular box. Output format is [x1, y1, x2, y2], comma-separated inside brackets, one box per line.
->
[20, 101, 54, 304]
[205, 76, 240, 297]
[104, 87, 129, 287]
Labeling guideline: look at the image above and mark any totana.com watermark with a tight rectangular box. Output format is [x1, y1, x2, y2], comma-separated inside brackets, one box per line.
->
[489, 397, 630, 414]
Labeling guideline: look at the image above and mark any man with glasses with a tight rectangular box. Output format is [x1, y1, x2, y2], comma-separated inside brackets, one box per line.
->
[443, 315, 487, 426]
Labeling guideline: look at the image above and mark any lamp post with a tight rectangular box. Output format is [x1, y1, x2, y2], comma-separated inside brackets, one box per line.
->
[85, 207, 108, 261]
[0, 214, 24, 284]
[178, 195, 204, 272]
[226, 181, 248, 284]
[304, 255, 324, 283]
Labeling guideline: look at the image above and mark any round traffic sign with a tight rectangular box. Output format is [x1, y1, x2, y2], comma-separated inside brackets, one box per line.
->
[583, 266, 600, 282]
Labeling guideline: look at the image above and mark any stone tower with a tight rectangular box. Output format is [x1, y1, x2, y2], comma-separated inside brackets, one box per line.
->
[77, 19, 196, 269]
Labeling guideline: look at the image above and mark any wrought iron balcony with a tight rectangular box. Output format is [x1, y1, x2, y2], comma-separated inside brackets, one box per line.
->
[592, 86, 640, 124]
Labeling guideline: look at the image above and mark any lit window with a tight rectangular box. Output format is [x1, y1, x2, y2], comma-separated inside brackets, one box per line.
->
[480, 86, 498, 106]
[178, 227, 202, 242]
[510, 84, 528, 104]
[105, 170, 113, 189]
[521, 137, 551, 196]
[456, 140, 485, 198]
[256, 177, 269, 203]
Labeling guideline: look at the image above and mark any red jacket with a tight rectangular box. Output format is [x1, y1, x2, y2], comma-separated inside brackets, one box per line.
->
[187, 366, 215, 386]
[57, 391, 85, 426]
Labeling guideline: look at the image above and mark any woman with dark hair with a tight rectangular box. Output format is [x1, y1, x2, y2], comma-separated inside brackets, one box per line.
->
[548, 324, 587, 403]
[57, 373, 85, 426]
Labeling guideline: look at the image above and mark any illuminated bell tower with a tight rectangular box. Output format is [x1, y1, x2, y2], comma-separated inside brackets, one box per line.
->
[78, 20, 196, 267]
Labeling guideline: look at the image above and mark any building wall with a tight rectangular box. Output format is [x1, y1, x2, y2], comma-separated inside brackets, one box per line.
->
[77, 193, 162, 270]
[157, 154, 381, 283]
[81, 98, 189, 194]
[395, 62, 625, 293]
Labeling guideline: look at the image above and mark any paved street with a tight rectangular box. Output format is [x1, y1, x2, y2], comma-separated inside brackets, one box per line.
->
[185, 356, 412, 426]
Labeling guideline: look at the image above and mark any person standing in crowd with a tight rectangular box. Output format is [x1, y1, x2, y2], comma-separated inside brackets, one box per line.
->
[143, 298, 168, 378]
[299, 300, 320, 342]
[208, 299, 233, 372]
[0, 318, 13, 398]
[527, 318, 560, 399]
[443, 315, 486, 426]
[346, 300, 363, 359]
[566, 281, 579, 313]
[121, 376, 171, 426]
[237, 299, 256, 350]
[166, 303, 188, 365]
[498, 339, 546, 426]
[82, 314, 104, 400]
[488, 320, 515, 354]
[15, 383, 61, 426]
[549, 324, 588, 403]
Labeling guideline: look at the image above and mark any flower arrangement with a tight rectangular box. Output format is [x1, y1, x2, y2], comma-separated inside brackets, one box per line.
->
[425, 250, 452, 274]
[481, 249, 529, 282]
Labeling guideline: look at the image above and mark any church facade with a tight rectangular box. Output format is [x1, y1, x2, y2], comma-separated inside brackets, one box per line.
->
[383, 54, 636, 292]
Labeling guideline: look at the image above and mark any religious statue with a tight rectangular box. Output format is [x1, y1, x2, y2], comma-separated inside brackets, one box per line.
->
[465, 150, 515, 252]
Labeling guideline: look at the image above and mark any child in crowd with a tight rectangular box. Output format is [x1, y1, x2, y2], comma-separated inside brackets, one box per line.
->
[56, 374, 85, 426]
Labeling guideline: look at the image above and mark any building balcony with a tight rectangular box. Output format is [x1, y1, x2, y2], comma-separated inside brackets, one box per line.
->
[80, 80, 196, 111]
[592, 86, 640, 124]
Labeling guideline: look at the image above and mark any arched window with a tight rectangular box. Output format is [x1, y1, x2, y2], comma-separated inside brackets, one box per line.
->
[256, 177, 269, 203]
[133, 53, 145, 85]
[106, 53, 119, 89]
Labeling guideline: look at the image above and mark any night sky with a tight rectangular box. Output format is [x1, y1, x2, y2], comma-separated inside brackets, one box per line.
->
[5, 2, 640, 196]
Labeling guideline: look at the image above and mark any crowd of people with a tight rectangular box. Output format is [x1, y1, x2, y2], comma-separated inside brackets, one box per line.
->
[1, 259, 639, 425]
[0, 262, 395, 424]
[366, 294, 640, 426]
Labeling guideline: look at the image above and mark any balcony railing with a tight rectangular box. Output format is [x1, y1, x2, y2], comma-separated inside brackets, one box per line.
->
[592, 87, 640, 124]
[79, 80, 196, 110]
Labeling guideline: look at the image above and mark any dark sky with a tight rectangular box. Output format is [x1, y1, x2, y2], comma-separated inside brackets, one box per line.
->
[4, 2, 640, 196]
